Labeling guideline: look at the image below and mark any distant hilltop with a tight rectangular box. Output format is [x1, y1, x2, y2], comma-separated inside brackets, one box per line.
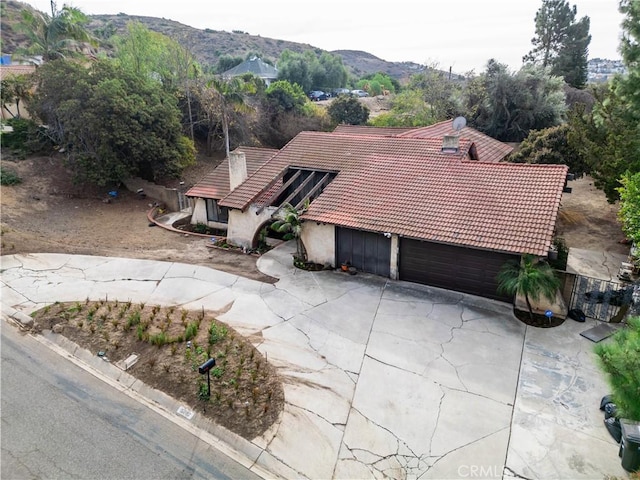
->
[587, 58, 626, 83]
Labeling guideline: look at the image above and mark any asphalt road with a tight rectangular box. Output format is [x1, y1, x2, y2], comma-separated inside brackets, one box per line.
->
[1, 322, 263, 480]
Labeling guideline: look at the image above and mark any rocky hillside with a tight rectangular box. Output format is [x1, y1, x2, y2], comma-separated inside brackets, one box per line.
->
[1, 0, 426, 82]
[0, 0, 33, 54]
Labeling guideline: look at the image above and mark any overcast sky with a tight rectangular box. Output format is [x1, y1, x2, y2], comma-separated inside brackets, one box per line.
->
[23, 0, 625, 74]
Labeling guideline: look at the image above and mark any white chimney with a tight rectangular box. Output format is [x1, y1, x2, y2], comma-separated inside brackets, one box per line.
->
[441, 135, 460, 153]
[228, 150, 248, 191]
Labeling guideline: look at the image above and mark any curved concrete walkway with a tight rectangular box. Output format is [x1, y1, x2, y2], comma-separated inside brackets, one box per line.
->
[0, 243, 626, 479]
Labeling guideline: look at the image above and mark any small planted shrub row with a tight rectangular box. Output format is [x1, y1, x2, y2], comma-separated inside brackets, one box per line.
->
[29, 298, 285, 439]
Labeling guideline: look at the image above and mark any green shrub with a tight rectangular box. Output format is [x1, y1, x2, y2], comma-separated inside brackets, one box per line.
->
[136, 323, 147, 341]
[149, 332, 168, 346]
[2, 118, 32, 150]
[193, 222, 210, 234]
[548, 237, 569, 271]
[209, 322, 228, 345]
[327, 96, 370, 125]
[0, 166, 22, 185]
[595, 316, 640, 420]
[184, 322, 198, 341]
[1, 118, 52, 156]
[126, 310, 141, 329]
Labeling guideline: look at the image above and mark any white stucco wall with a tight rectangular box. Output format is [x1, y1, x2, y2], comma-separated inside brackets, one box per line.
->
[190, 198, 208, 224]
[515, 290, 568, 319]
[189, 198, 229, 230]
[1, 102, 31, 120]
[389, 234, 399, 280]
[302, 223, 336, 267]
[226, 205, 277, 249]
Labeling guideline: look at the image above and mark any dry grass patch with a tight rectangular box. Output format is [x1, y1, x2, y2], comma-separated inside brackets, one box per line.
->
[31, 299, 284, 440]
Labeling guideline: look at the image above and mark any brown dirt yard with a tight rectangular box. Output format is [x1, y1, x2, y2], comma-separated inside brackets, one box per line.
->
[0, 152, 277, 283]
[556, 175, 629, 255]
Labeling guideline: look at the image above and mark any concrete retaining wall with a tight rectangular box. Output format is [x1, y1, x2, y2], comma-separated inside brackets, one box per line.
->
[122, 178, 183, 212]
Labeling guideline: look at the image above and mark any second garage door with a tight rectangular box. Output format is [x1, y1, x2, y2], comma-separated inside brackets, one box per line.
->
[399, 238, 518, 302]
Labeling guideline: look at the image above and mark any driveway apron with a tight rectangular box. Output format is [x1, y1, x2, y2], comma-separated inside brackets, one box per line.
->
[0, 242, 626, 479]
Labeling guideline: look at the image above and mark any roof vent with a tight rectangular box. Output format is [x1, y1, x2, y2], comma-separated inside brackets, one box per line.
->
[442, 135, 459, 153]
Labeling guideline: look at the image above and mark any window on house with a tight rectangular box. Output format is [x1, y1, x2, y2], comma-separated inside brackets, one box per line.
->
[205, 199, 229, 223]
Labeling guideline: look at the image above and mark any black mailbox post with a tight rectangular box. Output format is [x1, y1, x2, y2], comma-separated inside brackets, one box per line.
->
[198, 358, 216, 399]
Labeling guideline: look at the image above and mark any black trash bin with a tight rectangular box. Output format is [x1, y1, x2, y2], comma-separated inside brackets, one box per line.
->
[619, 419, 640, 472]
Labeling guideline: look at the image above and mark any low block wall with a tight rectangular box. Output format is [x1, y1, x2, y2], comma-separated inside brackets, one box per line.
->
[122, 178, 182, 212]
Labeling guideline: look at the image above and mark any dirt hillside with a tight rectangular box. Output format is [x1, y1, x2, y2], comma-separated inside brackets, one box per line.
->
[556, 175, 629, 255]
[0, 152, 277, 283]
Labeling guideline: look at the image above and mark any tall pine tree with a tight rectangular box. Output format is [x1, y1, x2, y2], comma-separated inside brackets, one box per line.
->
[567, 0, 640, 201]
[524, 0, 591, 88]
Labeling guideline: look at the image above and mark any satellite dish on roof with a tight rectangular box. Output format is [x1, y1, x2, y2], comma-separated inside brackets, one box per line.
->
[452, 116, 467, 132]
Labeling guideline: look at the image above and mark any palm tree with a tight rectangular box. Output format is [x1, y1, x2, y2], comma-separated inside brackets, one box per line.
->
[271, 202, 308, 260]
[205, 76, 257, 158]
[496, 254, 561, 319]
[17, 1, 96, 63]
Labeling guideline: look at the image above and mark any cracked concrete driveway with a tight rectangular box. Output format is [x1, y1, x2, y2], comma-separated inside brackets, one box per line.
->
[0, 241, 626, 479]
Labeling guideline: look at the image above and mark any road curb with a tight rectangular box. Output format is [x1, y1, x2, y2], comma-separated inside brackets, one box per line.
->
[5, 307, 34, 328]
[27, 327, 286, 480]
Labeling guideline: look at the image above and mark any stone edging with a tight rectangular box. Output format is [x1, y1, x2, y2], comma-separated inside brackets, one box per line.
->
[146, 207, 284, 258]
[146, 207, 217, 238]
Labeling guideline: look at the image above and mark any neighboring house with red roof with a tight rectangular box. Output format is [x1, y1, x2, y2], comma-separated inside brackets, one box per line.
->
[334, 120, 514, 163]
[186, 146, 278, 228]
[332, 125, 417, 137]
[397, 120, 514, 162]
[200, 130, 567, 302]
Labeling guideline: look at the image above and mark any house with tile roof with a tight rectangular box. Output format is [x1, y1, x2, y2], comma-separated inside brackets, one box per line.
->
[200, 130, 567, 302]
[221, 57, 279, 86]
[186, 146, 278, 228]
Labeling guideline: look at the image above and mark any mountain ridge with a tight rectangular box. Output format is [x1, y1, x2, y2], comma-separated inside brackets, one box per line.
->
[87, 13, 427, 81]
[0, 0, 427, 82]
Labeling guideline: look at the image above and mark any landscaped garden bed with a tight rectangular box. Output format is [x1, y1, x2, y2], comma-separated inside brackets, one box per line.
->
[30, 299, 285, 440]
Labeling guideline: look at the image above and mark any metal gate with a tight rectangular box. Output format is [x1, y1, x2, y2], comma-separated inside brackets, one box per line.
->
[177, 191, 189, 211]
[569, 275, 634, 322]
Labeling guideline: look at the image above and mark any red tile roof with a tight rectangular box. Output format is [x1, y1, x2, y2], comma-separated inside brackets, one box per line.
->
[220, 131, 567, 256]
[185, 146, 278, 199]
[220, 132, 473, 210]
[304, 155, 566, 256]
[398, 120, 514, 162]
[0, 64, 36, 81]
[333, 125, 417, 136]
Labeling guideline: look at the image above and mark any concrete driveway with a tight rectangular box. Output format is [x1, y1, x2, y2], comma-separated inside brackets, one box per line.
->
[0, 242, 626, 479]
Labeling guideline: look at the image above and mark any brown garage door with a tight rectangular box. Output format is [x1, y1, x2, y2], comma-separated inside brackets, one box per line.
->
[399, 238, 518, 302]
